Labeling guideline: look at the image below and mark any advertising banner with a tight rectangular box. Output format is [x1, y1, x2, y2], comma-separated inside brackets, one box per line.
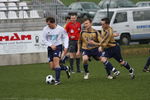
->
[0, 31, 47, 55]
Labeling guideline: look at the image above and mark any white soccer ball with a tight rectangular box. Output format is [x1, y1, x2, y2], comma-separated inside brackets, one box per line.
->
[46, 75, 55, 84]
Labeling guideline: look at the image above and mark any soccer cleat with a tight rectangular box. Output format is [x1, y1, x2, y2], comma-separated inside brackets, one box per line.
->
[54, 81, 61, 85]
[107, 75, 113, 79]
[113, 71, 120, 78]
[129, 68, 135, 80]
[84, 73, 89, 80]
[66, 66, 71, 79]
[143, 68, 150, 72]
[71, 71, 75, 74]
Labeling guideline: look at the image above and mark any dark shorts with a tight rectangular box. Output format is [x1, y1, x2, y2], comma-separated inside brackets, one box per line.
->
[82, 47, 102, 61]
[68, 40, 78, 53]
[102, 45, 123, 62]
[47, 45, 62, 62]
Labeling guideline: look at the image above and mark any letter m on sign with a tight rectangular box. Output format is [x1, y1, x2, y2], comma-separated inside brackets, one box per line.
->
[0, 36, 9, 41]
[21, 35, 32, 40]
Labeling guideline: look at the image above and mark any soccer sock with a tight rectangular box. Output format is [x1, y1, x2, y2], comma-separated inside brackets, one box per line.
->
[83, 64, 89, 73]
[122, 61, 132, 73]
[69, 58, 74, 71]
[60, 64, 67, 70]
[76, 58, 80, 71]
[144, 57, 150, 69]
[103, 61, 117, 72]
[105, 68, 111, 76]
[55, 67, 61, 82]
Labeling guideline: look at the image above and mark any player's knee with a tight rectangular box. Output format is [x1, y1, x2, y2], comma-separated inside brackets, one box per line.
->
[120, 61, 125, 65]
[83, 58, 88, 63]
[100, 57, 107, 63]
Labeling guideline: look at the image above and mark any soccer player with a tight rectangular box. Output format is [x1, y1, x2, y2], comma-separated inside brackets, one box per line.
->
[77, 18, 120, 80]
[42, 17, 70, 85]
[143, 56, 150, 72]
[89, 18, 135, 79]
[65, 14, 81, 73]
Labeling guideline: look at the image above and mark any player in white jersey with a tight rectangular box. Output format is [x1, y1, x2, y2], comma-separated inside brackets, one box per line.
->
[42, 17, 70, 85]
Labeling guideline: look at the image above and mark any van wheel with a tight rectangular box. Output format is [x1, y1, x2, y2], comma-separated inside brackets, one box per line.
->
[120, 34, 130, 45]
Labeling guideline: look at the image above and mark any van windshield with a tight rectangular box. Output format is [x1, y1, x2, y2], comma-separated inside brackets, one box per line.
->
[92, 11, 114, 26]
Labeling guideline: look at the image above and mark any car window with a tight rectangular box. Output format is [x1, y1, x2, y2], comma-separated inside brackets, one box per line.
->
[81, 3, 99, 9]
[93, 11, 114, 26]
[133, 10, 150, 21]
[118, 0, 135, 7]
[69, 3, 81, 10]
[114, 12, 127, 23]
[109, 1, 118, 8]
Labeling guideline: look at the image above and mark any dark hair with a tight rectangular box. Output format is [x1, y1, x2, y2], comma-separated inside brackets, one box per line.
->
[46, 17, 55, 23]
[101, 18, 110, 24]
[65, 16, 70, 21]
[69, 13, 77, 16]
[83, 18, 92, 23]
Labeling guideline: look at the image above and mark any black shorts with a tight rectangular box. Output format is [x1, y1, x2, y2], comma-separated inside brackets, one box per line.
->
[68, 40, 78, 53]
[82, 48, 102, 61]
[47, 45, 62, 62]
[102, 44, 123, 62]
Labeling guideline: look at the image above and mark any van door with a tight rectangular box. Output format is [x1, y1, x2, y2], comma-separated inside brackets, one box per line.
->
[130, 9, 150, 42]
[111, 11, 130, 45]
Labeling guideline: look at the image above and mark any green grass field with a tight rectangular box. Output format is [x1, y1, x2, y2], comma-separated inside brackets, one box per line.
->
[0, 48, 150, 100]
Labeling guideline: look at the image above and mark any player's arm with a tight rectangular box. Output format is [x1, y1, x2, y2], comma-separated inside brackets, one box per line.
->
[88, 31, 102, 46]
[62, 29, 69, 55]
[113, 33, 120, 37]
[101, 28, 114, 47]
[76, 35, 82, 55]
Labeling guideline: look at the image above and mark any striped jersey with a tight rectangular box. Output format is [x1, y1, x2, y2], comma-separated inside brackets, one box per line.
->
[78, 28, 101, 50]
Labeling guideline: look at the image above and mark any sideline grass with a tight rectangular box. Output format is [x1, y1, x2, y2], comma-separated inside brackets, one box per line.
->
[0, 54, 150, 100]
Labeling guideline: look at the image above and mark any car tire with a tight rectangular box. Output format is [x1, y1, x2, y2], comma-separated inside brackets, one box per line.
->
[120, 34, 130, 45]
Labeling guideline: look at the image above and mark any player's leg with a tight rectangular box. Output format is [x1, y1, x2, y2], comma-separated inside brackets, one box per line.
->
[53, 57, 61, 85]
[100, 48, 120, 79]
[53, 45, 70, 85]
[143, 57, 150, 72]
[76, 54, 81, 73]
[100, 57, 120, 79]
[75, 40, 81, 73]
[68, 40, 76, 73]
[69, 52, 76, 73]
[113, 45, 135, 79]
[82, 55, 90, 79]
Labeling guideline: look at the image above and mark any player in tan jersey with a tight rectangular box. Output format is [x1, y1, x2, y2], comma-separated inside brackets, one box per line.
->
[77, 18, 119, 80]
[89, 18, 135, 79]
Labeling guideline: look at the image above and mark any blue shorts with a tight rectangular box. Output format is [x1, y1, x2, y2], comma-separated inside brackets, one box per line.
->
[102, 44, 123, 62]
[82, 47, 102, 61]
[47, 45, 62, 62]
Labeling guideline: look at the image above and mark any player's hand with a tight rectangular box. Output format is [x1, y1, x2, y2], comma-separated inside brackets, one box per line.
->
[98, 46, 103, 52]
[70, 36, 75, 39]
[76, 51, 80, 56]
[88, 40, 95, 45]
[50, 45, 56, 50]
[113, 33, 120, 37]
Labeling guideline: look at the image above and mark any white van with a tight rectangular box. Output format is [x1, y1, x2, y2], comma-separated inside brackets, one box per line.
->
[92, 7, 150, 45]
